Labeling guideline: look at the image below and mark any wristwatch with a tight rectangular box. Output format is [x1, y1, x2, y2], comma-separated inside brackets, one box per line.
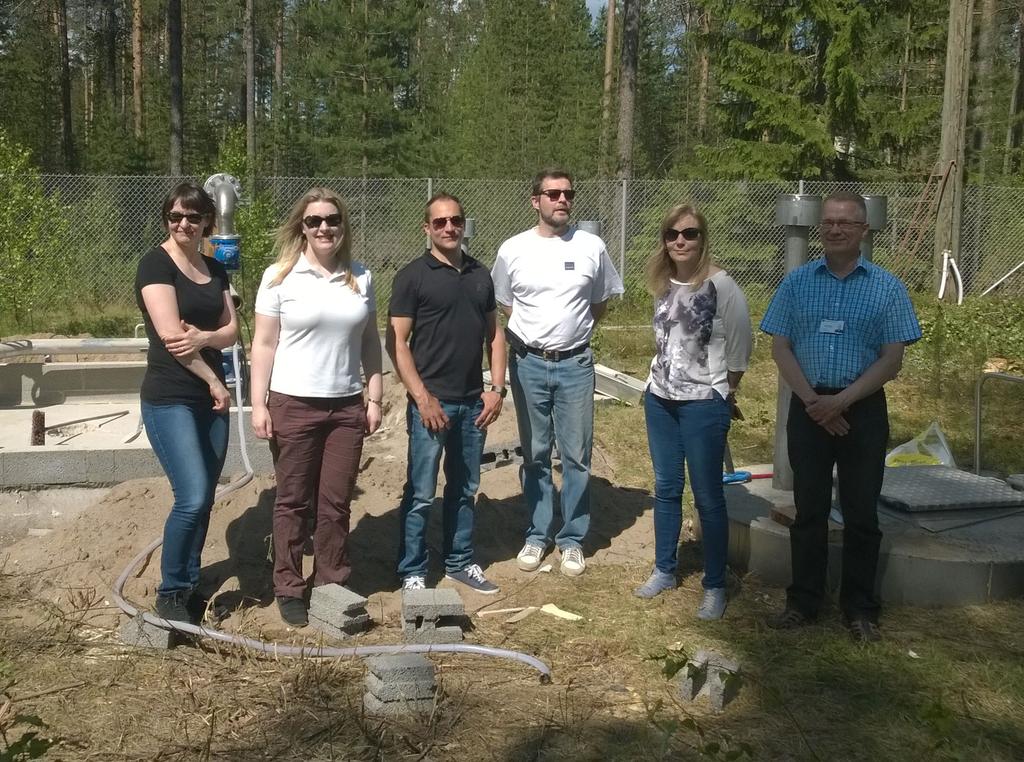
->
[490, 385, 508, 398]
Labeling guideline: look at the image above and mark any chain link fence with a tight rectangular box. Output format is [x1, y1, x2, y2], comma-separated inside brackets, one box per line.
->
[3, 175, 1023, 328]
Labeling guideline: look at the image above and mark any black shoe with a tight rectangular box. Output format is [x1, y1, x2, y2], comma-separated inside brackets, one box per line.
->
[843, 615, 882, 643]
[155, 591, 192, 624]
[276, 596, 308, 627]
[767, 607, 812, 630]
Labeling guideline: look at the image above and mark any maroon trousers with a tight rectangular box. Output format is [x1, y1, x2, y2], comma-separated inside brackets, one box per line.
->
[268, 391, 365, 599]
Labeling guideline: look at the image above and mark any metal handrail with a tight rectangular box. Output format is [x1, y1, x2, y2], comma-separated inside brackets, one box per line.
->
[974, 371, 1024, 475]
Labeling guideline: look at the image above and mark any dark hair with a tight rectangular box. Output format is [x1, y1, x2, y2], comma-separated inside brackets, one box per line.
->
[424, 192, 464, 223]
[161, 182, 216, 236]
[531, 168, 573, 196]
[823, 191, 867, 220]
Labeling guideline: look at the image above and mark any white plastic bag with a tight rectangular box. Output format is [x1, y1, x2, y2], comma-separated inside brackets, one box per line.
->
[885, 421, 956, 468]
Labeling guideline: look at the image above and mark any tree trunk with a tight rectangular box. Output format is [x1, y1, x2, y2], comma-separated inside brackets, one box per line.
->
[696, 8, 710, 139]
[53, 0, 75, 170]
[971, 0, 996, 177]
[599, 0, 616, 176]
[132, 0, 144, 140]
[934, 0, 974, 289]
[273, 0, 284, 175]
[615, 0, 640, 179]
[102, 0, 117, 106]
[245, 0, 256, 183]
[168, 0, 184, 174]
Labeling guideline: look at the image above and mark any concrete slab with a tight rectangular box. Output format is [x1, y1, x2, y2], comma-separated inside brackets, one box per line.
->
[401, 588, 464, 619]
[309, 584, 368, 621]
[118, 614, 183, 649]
[0, 402, 274, 486]
[365, 672, 436, 702]
[402, 624, 463, 644]
[365, 654, 435, 683]
[308, 612, 370, 639]
[727, 474, 1024, 606]
[363, 691, 434, 717]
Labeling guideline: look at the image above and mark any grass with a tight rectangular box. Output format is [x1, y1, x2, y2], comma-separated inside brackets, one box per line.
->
[1, 292, 1023, 758]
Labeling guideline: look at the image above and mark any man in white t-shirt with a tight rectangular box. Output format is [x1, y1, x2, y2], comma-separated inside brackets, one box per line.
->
[491, 169, 624, 576]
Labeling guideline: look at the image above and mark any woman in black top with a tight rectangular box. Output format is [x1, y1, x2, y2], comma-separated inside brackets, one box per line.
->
[134, 182, 239, 624]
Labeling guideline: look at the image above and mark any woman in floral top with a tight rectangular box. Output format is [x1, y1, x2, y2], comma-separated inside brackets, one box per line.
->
[634, 203, 752, 620]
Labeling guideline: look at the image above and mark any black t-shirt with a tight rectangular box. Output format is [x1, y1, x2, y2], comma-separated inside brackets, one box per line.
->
[135, 246, 230, 405]
[388, 250, 496, 400]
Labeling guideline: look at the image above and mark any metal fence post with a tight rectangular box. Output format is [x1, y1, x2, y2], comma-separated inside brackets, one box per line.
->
[620, 179, 628, 285]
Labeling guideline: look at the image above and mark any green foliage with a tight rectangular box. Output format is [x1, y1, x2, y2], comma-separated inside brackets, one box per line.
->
[0, 130, 73, 326]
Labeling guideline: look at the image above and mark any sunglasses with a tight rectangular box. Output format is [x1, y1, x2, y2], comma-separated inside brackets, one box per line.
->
[167, 212, 205, 225]
[664, 227, 701, 242]
[430, 215, 465, 231]
[303, 214, 343, 228]
[536, 189, 576, 202]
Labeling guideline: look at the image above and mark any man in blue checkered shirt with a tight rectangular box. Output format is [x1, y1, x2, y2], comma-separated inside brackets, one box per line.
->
[760, 191, 921, 643]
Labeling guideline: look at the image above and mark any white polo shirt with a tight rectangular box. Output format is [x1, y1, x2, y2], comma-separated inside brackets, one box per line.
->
[254, 255, 375, 397]
[491, 227, 624, 351]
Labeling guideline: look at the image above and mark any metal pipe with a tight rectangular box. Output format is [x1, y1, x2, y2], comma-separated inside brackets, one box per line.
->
[577, 220, 602, 237]
[974, 371, 1024, 474]
[772, 194, 821, 491]
[861, 195, 888, 262]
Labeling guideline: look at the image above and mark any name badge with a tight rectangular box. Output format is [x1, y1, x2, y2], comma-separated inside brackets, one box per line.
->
[564, 261, 575, 270]
[819, 319, 845, 334]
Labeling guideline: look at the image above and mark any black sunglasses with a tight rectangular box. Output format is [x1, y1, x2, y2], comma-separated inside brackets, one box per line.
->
[536, 189, 576, 202]
[167, 212, 205, 225]
[303, 214, 343, 228]
[664, 227, 701, 242]
[430, 215, 465, 231]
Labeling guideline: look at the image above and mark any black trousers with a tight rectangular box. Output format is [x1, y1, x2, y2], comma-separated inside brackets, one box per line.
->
[786, 388, 888, 621]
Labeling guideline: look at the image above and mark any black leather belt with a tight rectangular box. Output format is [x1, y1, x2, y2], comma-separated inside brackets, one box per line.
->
[506, 328, 588, 361]
[521, 343, 589, 361]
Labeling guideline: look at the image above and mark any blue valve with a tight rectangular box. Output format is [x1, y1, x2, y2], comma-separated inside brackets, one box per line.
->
[210, 234, 241, 271]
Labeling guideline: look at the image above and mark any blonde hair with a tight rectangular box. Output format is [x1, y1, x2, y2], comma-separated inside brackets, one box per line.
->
[268, 187, 358, 292]
[645, 203, 711, 298]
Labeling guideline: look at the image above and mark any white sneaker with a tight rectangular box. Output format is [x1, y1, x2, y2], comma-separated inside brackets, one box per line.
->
[559, 546, 586, 577]
[402, 575, 426, 591]
[516, 543, 545, 572]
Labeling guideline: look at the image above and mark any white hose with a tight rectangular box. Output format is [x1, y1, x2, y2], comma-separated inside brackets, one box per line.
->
[111, 345, 552, 682]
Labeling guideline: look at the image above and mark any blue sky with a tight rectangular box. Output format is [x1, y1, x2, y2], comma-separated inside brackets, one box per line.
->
[587, 0, 606, 18]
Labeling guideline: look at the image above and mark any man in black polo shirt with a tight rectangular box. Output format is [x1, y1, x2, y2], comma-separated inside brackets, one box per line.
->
[386, 193, 507, 594]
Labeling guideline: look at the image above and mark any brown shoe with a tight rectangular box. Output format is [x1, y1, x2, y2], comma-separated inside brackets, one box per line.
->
[843, 616, 882, 643]
[767, 607, 812, 630]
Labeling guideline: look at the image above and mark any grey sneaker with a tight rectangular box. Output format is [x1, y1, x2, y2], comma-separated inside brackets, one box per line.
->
[446, 564, 499, 595]
[402, 575, 426, 591]
[633, 569, 677, 599]
[559, 546, 586, 576]
[155, 591, 192, 624]
[696, 588, 727, 620]
[516, 543, 545, 572]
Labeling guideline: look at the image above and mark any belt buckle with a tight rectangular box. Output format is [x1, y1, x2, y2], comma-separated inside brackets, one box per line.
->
[541, 349, 560, 361]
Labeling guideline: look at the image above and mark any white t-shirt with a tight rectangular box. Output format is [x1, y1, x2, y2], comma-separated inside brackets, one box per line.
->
[491, 227, 624, 351]
[254, 255, 375, 397]
[646, 270, 752, 401]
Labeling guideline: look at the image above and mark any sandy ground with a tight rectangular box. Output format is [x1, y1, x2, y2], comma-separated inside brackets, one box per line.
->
[2, 375, 658, 640]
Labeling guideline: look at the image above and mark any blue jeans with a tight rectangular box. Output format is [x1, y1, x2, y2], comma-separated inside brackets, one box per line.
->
[397, 397, 486, 578]
[644, 390, 731, 589]
[142, 401, 229, 595]
[509, 348, 595, 550]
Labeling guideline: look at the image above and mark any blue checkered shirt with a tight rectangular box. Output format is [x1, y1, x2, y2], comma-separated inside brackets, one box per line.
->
[760, 257, 921, 389]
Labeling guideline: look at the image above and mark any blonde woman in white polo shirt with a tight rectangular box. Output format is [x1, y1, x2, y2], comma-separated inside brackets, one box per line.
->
[250, 187, 384, 628]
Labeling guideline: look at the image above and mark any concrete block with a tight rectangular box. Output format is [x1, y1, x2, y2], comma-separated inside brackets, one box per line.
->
[366, 654, 434, 683]
[118, 614, 183, 649]
[677, 650, 741, 713]
[310, 584, 368, 623]
[401, 588, 464, 619]
[878, 553, 991, 606]
[363, 691, 434, 717]
[309, 612, 370, 639]
[365, 672, 436, 702]
[404, 624, 463, 644]
[988, 561, 1024, 600]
